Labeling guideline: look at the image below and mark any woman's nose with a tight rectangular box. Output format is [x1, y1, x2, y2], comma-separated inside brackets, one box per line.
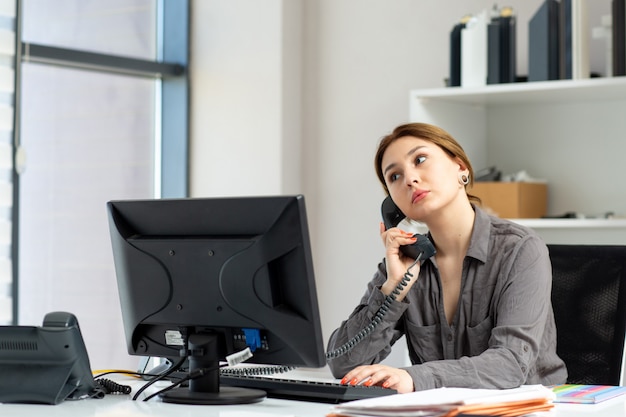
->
[405, 169, 419, 185]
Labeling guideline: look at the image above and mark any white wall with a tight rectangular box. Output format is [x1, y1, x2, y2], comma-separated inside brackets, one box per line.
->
[189, 0, 613, 366]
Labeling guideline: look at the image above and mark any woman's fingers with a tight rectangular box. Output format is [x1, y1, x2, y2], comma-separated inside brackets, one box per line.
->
[340, 365, 414, 393]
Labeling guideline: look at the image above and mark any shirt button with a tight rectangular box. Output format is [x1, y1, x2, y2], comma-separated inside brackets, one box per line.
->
[447, 334, 453, 342]
[523, 345, 529, 352]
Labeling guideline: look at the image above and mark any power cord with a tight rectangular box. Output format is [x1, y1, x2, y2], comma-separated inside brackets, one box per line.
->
[142, 364, 223, 402]
[132, 357, 187, 401]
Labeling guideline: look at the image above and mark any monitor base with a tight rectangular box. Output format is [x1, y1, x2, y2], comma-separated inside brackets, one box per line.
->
[160, 385, 266, 405]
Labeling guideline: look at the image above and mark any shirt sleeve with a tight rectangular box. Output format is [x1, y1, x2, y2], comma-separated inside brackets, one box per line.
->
[326, 260, 408, 379]
[403, 234, 554, 391]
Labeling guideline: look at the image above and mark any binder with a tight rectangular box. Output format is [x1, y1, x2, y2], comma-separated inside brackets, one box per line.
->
[461, 9, 489, 87]
[614, 0, 626, 76]
[449, 22, 466, 86]
[488, 7, 516, 84]
[528, 0, 560, 81]
[560, 0, 590, 79]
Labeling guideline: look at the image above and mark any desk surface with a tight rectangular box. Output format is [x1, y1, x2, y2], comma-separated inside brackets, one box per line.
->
[2, 391, 626, 417]
[1, 368, 625, 417]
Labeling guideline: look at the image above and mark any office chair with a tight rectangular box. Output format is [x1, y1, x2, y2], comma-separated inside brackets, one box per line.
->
[548, 244, 626, 386]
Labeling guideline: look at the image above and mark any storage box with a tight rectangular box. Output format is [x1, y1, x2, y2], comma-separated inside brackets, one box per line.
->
[468, 182, 547, 219]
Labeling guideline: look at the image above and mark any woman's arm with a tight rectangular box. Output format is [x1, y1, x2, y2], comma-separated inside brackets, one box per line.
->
[326, 261, 408, 378]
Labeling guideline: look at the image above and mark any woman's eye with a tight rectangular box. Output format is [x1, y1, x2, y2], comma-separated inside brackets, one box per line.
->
[415, 155, 426, 165]
[389, 173, 401, 183]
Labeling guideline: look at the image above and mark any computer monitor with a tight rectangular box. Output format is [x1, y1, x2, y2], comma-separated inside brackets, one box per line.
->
[107, 195, 326, 405]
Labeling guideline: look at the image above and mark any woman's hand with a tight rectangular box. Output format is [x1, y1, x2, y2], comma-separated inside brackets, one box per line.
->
[379, 222, 421, 301]
[340, 364, 414, 394]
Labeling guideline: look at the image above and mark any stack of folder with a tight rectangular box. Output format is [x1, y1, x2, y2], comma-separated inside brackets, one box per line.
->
[449, 6, 516, 87]
[528, 0, 590, 81]
[327, 385, 555, 417]
[450, 1, 626, 85]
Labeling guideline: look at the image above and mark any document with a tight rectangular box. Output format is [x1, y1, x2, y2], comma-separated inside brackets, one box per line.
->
[328, 385, 555, 417]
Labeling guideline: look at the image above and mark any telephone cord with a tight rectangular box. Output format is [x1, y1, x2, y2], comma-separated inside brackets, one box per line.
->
[325, 254, 422, 360]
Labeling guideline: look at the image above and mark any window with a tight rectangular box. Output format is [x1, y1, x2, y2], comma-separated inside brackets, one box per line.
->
[12, 0, 188, 370]
[0, 0, 15, 326]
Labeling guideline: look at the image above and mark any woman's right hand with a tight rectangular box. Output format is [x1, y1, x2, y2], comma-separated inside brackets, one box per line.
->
[379, 222, 421, 301]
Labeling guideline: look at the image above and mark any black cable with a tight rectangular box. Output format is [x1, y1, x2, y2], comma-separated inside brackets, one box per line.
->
[132, 357, 187, 401]
[142, 364, 223, 402]
[95, 378, 132, 395]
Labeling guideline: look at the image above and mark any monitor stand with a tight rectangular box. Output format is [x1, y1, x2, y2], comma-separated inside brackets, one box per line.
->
[159, 333, 266, 405]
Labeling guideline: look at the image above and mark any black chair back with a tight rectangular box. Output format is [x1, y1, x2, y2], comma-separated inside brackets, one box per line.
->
[548, 244, 626, 385]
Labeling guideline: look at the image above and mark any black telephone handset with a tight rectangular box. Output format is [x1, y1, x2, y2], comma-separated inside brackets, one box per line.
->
[381, 196, 436, 261]
[327, 198, 437, 362]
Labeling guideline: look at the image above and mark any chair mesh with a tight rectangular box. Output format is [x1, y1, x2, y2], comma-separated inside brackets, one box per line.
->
[548, 245, 626, 385]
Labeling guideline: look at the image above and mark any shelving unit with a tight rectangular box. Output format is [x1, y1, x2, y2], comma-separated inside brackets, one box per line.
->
[410, 77, 626, 244]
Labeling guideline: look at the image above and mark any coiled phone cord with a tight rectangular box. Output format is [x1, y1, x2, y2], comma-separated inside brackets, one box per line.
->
[325, 254, 423, 360]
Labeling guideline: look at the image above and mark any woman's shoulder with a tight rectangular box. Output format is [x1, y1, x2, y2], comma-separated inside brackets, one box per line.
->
[477, 206, 538, 238]
[475, 206, 547, 255]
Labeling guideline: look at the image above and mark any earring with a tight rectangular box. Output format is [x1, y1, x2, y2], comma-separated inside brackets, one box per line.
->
[459, 173, 469, 185]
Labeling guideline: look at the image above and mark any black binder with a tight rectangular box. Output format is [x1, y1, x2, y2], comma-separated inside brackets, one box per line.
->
[528, 0, 560, 81]
[560, 0, 573, 79]
[488, 9, 516, 84]
[614, 0, 626, 76]
[449, 22, 465, 86]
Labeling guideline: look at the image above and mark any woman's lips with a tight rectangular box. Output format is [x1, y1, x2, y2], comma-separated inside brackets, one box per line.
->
[412, 190, 428, 204]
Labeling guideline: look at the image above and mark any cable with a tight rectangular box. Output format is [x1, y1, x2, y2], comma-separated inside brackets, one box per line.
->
[142, 364, 223, 402]
[94, 378, 132, 395]
[93, 369, 162, 380]
[132, 357, 187, 401]
[325, 253, 423, 360]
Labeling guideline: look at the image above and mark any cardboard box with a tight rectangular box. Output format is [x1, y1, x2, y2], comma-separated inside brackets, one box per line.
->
[468, 182, 547, 219]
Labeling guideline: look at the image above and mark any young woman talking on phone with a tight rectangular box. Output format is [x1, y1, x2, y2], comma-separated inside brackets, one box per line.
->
[326, 123, 567, 393]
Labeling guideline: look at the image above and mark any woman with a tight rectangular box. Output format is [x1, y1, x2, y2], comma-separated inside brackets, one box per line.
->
[326, 122, 567, 393]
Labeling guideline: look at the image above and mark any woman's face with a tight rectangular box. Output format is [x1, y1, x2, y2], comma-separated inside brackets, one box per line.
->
[380, 136, 467, 221]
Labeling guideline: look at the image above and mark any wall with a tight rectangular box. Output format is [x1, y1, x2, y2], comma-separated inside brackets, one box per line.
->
[189, 0, 613, 366]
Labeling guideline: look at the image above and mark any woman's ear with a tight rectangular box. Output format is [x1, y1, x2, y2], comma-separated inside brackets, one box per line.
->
[454, 157, 468, 174]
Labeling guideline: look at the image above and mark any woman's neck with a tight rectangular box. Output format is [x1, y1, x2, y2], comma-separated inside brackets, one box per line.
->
[427, 199, 475, 258]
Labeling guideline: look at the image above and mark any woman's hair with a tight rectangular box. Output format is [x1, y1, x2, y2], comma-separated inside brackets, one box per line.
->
[374, 122, 478, 202]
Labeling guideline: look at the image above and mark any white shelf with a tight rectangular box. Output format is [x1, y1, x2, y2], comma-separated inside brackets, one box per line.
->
[410, 77, 626, 244]
[512, 218, 626, 229]
[411, 77, 626, 105]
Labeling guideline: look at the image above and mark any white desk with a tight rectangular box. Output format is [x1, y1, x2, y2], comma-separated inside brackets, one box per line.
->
[2, 367, 626, 417]
[2, 392, 626, 417]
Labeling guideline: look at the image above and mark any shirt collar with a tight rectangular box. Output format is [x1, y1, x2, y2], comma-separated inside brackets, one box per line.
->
[466, 204, 490, 264]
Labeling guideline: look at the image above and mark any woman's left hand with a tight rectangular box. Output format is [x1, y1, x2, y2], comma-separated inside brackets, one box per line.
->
[340, 364, 414, 394]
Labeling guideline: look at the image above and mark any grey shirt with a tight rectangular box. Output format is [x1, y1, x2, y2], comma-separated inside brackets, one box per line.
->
[327, 206, 567, 391]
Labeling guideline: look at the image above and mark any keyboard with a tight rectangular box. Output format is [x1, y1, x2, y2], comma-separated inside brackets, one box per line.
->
[220, 374, 397, 403]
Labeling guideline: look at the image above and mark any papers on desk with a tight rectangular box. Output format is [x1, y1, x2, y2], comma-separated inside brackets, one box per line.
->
[327, 385, 555, 417]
